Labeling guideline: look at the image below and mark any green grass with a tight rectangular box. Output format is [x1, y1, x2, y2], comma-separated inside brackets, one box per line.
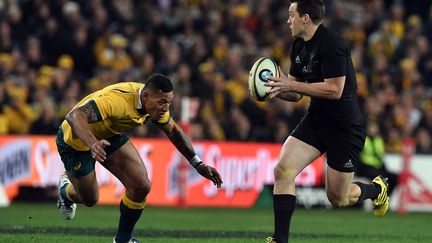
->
[0, 203, 431, 242]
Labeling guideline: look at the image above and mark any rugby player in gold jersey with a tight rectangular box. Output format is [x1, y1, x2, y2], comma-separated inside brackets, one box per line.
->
[55, 74, 223, 243]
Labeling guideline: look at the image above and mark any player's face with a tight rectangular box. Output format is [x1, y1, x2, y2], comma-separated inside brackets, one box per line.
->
[142, 90, 174, 120]
[287, 3, 305, 38]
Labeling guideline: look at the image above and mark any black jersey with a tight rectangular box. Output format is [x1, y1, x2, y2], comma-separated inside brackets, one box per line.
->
[289, 24, 364, 126]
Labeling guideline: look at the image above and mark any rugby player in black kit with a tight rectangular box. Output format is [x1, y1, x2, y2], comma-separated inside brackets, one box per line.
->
[265, 1, 389, 242]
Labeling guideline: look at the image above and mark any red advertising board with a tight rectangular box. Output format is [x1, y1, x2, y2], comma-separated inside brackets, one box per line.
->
[0, 136, 325, 207]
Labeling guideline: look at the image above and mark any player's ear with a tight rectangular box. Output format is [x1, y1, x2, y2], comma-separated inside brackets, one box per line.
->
[303, 14, 309, 23]
[141, 90, 150, 103]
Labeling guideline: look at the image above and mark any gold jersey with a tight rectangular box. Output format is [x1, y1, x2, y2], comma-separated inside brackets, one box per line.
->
[60, 82, 170, 151]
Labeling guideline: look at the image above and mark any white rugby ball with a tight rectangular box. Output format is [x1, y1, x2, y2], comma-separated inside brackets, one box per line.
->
[248, 57, 279, 101]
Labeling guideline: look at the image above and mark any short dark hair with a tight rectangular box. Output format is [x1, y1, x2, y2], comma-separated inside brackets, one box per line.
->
[144, 74, 173, 92]
[291, 0, 325, 24]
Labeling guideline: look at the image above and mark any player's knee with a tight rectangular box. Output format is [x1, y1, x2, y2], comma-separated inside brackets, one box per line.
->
[274, 163, 296, 182]
[130, 179, 151, 198]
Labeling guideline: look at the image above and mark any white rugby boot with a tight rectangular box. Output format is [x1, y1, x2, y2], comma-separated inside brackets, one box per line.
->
[57, 174, 76, 220]
[113, 237, 140, 243]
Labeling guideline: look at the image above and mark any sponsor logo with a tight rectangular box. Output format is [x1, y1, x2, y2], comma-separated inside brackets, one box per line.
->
[0, 141, 31, 186]
[309, 52, 316, 62]
[259, 69, 273, 82]
[73, 162, 82, 171]
[302, 65, 312, 73]
[343, 159, 354, 169]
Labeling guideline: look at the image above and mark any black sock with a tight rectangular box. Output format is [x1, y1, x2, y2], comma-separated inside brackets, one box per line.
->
[354, 182, 381, 204]
[273, 194, 296, 243]
[115, 200, 143, 242]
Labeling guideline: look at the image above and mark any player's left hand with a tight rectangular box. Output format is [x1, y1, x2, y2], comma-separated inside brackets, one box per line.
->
[265, 66, 293, 95]
[196, 163, 223, 188]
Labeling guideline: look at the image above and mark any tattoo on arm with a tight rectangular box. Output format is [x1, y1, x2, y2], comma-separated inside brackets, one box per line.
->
[77, 102, 99, 123]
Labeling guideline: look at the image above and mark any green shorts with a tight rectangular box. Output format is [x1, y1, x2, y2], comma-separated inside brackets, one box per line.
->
[56, 128, 129, 178]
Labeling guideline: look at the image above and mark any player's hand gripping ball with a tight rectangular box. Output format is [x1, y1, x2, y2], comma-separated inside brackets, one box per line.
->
[248, 57, 279, 101]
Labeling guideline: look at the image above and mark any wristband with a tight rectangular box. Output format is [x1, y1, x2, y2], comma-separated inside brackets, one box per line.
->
[189, 155, 203, 168]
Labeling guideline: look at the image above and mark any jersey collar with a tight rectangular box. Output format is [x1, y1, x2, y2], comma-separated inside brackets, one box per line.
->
[136, 86, 147, 115]
[137, 86, 143, 109]
[306, 24, 324, 45]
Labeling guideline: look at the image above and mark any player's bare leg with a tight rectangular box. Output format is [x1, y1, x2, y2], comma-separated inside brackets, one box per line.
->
[270, 136, 321, 243]
[57, 171, 99, 220]
[326, 166, 388, 216]
[68, 171, 100, 205]
[325, 167, 358, 207]
[103, 141, 151, 243]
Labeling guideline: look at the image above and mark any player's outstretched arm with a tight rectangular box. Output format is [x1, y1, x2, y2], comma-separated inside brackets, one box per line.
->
[159, 118, 223, 188]
[65, 101, 110, 162]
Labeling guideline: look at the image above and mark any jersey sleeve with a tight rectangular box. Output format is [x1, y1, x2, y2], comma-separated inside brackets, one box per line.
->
[151, 111, 171, 125]
[320, 36, 348, 78]
[289, 38, 303, 78]
[91, 92, 129, 120]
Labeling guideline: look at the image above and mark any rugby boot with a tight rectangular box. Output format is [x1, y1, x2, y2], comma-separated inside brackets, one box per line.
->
[57, 174, 77, 220]
[372, 175, 389, 217]
[266, 236, 277, 243]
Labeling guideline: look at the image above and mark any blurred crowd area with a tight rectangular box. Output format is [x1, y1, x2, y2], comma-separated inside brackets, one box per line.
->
[0, 0, 432, 154]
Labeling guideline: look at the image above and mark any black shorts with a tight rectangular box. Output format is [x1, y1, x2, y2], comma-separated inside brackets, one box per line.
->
[291, 115, 366, 172]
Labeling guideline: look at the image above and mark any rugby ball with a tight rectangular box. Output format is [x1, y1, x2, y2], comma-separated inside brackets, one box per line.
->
[248, 57, 279, 101]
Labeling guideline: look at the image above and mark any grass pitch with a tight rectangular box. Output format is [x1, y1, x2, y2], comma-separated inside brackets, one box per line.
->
[0, 203, 431, 242]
